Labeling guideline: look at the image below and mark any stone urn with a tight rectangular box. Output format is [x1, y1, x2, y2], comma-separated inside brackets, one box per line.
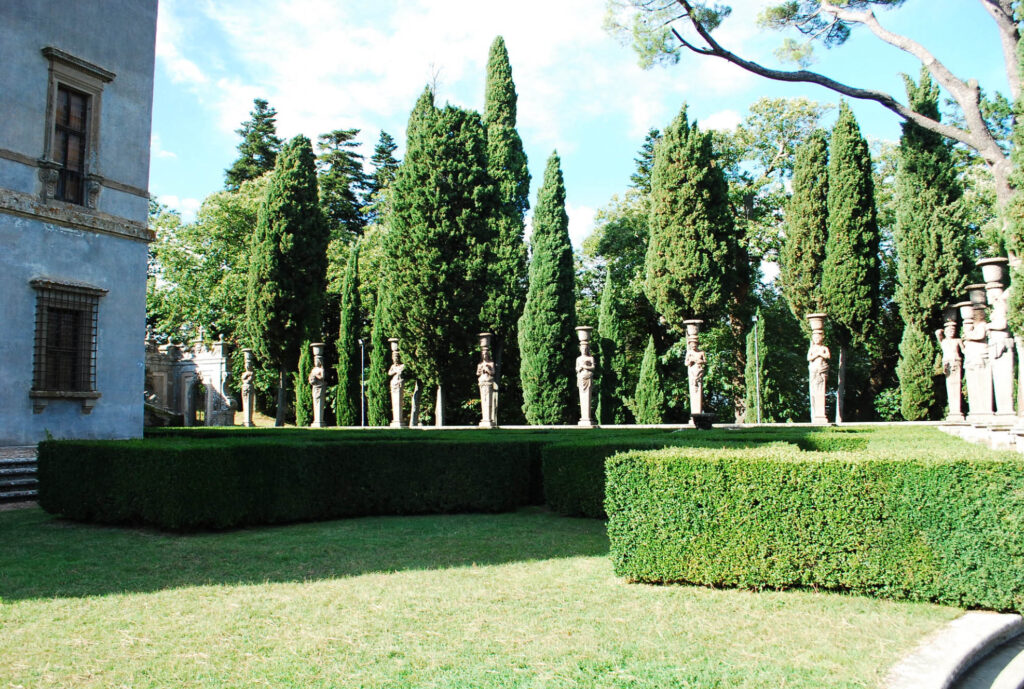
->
[956, 301, 974, 323]
[967, 283, 988, 308]
[978, 257, 1009, 285]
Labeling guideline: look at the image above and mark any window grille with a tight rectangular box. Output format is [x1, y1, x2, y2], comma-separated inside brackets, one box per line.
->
[31, 280, 106, 394]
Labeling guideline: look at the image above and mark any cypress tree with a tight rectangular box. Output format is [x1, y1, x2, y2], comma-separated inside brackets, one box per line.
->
[367, 289, 390, 426]
[519, 152, 576, 424]
[335, 241, 362, 426]
[225, 98, 282, 191]
[384, 98, 497, 423]
[894, 69, 969, 420]
[245, 135, 329, 425]
[780, 129, 829, 328]
[294, 340, 312, 427]
[481, 36, 531, 424]
[743, 310, 767, 423]
[633, 335, 664, 424]
[597, 271, 628, 424]
[821, 102, 880, 422]
[645, 103, 739, 328]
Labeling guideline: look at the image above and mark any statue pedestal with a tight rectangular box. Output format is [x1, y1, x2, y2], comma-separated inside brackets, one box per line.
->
[577, 418, 595, 428]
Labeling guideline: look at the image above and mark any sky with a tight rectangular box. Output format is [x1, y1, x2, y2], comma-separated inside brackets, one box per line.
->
[149, 0, 1010, 248]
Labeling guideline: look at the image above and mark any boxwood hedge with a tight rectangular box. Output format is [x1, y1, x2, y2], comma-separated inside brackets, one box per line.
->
[605, 444, 1024, 612]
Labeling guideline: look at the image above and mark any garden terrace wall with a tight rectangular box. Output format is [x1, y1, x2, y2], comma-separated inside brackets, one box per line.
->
[605, 444, 1024, 612]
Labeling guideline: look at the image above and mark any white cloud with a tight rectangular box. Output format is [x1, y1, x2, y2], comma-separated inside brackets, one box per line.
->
[159, 194, 202, 222]
[150, 133, 177, 159]
[155, 0, 209, 86]
[700, 109, 743, 132]
[566, 202, 597, 250]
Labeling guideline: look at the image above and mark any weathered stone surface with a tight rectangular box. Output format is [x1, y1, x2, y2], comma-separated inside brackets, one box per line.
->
[575, 327, 595, 427]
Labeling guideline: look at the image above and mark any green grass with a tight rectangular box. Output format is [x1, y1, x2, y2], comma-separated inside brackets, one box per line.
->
[1, 506, 961, 688]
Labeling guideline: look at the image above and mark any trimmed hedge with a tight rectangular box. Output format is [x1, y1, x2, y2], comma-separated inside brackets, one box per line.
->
[38, 439, 536, 530]
[606, 444, 1024, 612]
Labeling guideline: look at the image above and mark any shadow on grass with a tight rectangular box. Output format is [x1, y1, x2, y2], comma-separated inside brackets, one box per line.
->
[0, 507, 608, 602]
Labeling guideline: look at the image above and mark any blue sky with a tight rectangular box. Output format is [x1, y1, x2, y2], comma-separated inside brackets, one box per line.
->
[150, 0, 1010, 247]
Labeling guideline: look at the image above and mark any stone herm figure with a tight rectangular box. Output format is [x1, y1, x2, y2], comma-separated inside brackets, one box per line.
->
[806, 313, 829, 424]
[575, 326, 596, 427]
[387, 338, 406, 428]
[477, 334, 497, 428]
[684, 342, 706, 416]
[241, 349, 256, 427]
[935, 321, 965, 422]
[962, 295, 993, 421]
[308, 343, 326, 428]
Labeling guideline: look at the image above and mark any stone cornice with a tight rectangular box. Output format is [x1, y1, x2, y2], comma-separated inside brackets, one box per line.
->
[0, 147, 150, 200]
[0, 187, 153, 242]
[41, 47, 115, 83]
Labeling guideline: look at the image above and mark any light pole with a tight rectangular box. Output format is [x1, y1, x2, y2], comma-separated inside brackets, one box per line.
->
[358, 337, 366, 427]
[752, 313, 761, 424]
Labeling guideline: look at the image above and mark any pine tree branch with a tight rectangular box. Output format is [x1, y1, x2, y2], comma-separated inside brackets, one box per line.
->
[978, 0, 1021, 101]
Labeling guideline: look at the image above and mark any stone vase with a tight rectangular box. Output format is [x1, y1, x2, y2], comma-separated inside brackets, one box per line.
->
[978, 256, 1009, 285]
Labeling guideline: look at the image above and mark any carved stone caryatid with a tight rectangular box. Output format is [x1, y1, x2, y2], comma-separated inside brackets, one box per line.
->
[575, 326, 596, 427]
[683, 320, 706, 418]
[240, 348, 256, 427]
[308, 342, 327, 428]
[962, 287, 993, 422]
[935, 309, 965, 423]
[806, 313, 831, 425]
[980, 259, 1016, 420]
[387, 338, 406, 428]
[477, 333, 496, 428]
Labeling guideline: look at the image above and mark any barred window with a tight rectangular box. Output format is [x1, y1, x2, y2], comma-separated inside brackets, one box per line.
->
[30, 279, 107, 411]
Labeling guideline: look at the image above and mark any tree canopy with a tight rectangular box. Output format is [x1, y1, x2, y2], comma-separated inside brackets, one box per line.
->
[225, 98, 282, 191]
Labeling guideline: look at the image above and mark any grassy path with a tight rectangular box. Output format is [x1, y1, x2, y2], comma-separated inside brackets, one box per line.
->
[0, 507, 959, 688]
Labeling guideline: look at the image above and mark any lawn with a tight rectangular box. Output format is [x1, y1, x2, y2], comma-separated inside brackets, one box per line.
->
[0, 506, 961, 688]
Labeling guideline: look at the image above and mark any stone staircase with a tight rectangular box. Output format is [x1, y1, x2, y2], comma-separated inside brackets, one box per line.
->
[0, 446, 38, 503]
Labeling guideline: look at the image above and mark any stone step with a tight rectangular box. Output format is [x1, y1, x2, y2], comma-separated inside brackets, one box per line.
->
[0, 466, 36, 476]
[0, 488, 38, 502]
[0, 477, 38, 488]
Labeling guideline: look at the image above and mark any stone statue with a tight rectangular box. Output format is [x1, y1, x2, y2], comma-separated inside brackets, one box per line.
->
[575, 327, 596, 427]
[387, 338, 406, 428]
[241, 349, 255, 427]
[935, 321, 964, 422]
[986, 279, 1016, 419]
[807, 330, 831, 424]
[962, 299, 993, 421]
[684, 339, 706, 417]
[308, 344, 326, 428]
[477, 335, 496, 428]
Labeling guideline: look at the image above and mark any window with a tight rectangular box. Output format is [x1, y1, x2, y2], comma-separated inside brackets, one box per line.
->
[30, 279, 107, 413]
[40, 47, 114, 208]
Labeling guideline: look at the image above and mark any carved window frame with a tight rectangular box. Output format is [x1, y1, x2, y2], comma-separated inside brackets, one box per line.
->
[29, 278, 108, 414]
[39, 47, 115, 209]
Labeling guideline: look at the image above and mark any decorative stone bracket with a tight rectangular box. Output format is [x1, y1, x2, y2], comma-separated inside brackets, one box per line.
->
[30, 390, 102, 414]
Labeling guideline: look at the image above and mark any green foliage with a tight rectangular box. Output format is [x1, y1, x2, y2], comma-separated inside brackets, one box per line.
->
[743, 310, 766, 423]
[245, 135, 330, 373]
[597, 272, 628, 424]
[633, 336, 664, 424]
[384, 96, 496, 418]
[225, 98, 282, 191]
[630, 128, 661, 194]
[365, 130, 400, 225]
[606, 440, 1024, 612]
[367, 290, 390, 426]
[752, 288, 811, 422]
[895, 325, 935, 421]
[645, 104, 742, 327]
[822, 102, 880, 349]
[295, 340, 313, 427]
[38, 438, 536, 530]
[519, 153, 576, 424]
[780, 129, 828, 328]
[335, 242, 362, 426]
[317, 128, 368, 243]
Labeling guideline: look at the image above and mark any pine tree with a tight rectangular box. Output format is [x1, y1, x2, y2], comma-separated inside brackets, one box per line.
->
[780, 129, 829, 328]
[597, 271, 628, 424]
[645, 104, 740, 328]
[367, 289, 390, 426]
[630, 128, 661, 194]
[317, 128, 368, 242]
[245, 135, 330, 425]
[633, 335, 664, 423]
[481, 36, 531, 424]
[894, 69, 969, 420]
[225, 98, 282, 191]
[384, 97, 497, 423]
[335, 241, 362, 426]
[744, 310, 767, 423]
[519, 152, 576, 424]
[821, 102, 880, 423]
[295, 340, 313, 427]
[369, 130, 400, 193]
